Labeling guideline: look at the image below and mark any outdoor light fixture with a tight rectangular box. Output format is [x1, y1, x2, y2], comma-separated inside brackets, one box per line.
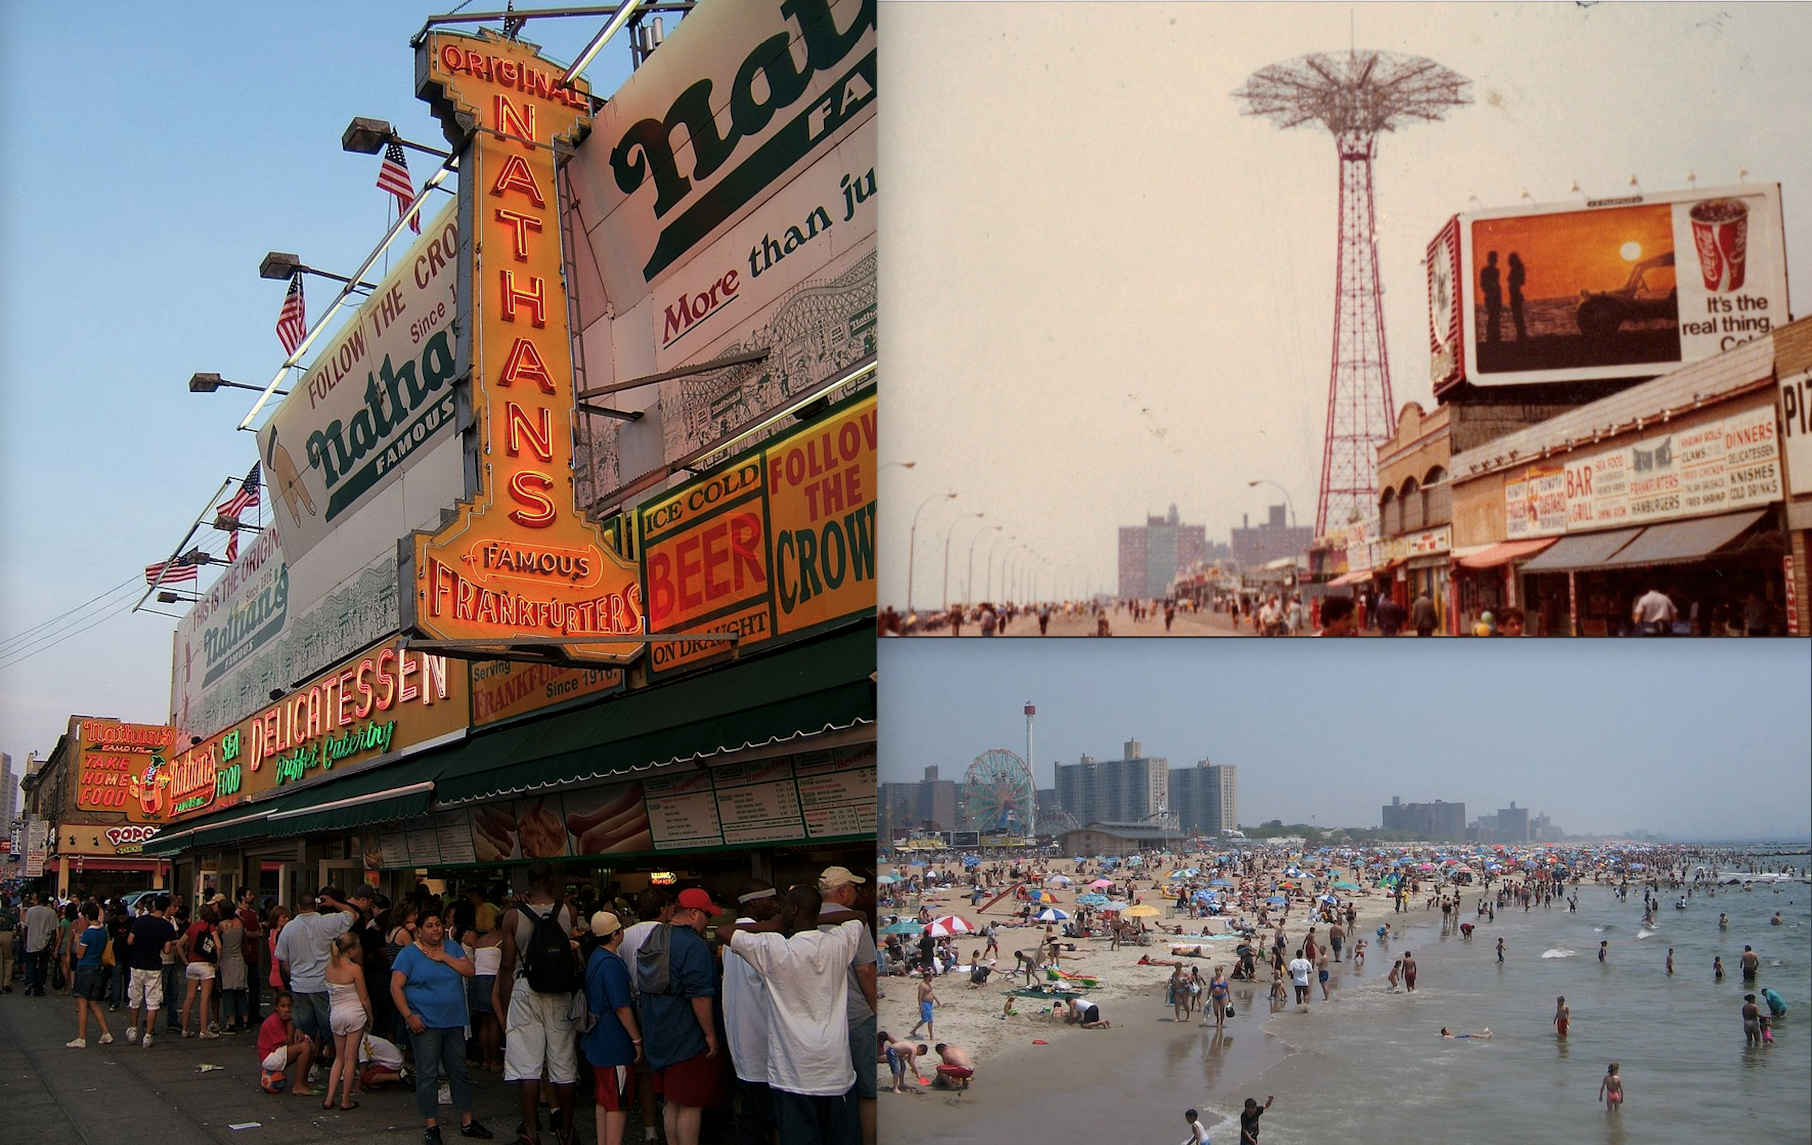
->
[342, 116, 453, 159]
[260, 251, 377, 290]
[157, 591, 200, 604]
[213, 514, 263, 533]
[269, 688, 286, 702]
[191, 372, 288, 396]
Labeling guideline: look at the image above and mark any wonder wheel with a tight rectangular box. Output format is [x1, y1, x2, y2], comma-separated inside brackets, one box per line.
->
[963, 748, 1033, 836]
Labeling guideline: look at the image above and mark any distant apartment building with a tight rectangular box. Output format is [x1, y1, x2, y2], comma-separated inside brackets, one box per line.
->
[880, 765, 960, 837]
[1118, 505, 1208, 599]
[1230, 504, 1314, 569]
[0, 751, 16, 831]
[1056, 739, 1168, 826]
[1381, 796, 1467, 840]
[1170, 759, 1238, 836]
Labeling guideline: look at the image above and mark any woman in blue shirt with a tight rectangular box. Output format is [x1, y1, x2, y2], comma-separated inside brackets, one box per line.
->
[389, 910, 493, 1144]
[67, 902, 115, 1048]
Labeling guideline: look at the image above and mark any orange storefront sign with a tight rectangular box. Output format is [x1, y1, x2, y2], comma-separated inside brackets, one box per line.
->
[75, 720, 177, 823]
[404, 31, 643, 662]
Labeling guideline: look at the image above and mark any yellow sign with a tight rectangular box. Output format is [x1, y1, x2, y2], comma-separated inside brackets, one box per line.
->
[405, 31, 642, 662]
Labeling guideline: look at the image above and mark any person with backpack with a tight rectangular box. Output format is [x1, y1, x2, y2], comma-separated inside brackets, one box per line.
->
[494, 861, 582, 1145]
[636, 887, 723, 1145]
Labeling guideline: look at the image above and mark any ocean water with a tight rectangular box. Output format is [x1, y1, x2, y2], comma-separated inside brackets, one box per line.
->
[1215, 872, 1810, 1145]
[910, 856, 1811, 1145]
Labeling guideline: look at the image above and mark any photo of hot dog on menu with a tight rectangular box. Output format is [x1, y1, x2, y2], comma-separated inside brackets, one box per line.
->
[472, 804, 520, 862]
[564, 780, 653, 855]
[516, 795, 570, 859]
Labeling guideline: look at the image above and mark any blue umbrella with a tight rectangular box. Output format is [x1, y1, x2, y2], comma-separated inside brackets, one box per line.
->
[1077, 893, 1110, 906]
[1034, 907, 1071, 922]
[1265, 895, 1287, 905]
[1209, 878, 1235, 887]
[962, 855, 980, 867]
[1193, 889, 1219, 903]
[880, 920, 924, 935]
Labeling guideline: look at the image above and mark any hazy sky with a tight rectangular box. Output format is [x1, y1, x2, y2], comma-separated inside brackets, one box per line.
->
[878, 637, 1812, 839]
[876, 2, 1812, 606]
[0, 5, 641, 771]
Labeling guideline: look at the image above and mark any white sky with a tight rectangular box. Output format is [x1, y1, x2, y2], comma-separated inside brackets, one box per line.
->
[876, 1, 1812, 607]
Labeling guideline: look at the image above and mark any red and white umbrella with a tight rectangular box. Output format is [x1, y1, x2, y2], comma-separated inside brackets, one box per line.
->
[924, 914, 976, 937]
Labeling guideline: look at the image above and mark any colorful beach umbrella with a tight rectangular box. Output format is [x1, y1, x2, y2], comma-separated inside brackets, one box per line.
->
[1077, 893, 1110, 907]
[1124, 904, 1161, 918]
[1034, 907, 1071, 922]
[1087, 879, 1115, 889]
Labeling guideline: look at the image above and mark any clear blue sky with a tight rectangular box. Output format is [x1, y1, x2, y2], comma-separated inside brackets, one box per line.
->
[0, 4, 644, 775]
[878, 637, 1812, 840]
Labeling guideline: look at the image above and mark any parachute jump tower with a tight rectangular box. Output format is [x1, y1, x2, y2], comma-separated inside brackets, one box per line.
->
[1233, 50, 1470, 534]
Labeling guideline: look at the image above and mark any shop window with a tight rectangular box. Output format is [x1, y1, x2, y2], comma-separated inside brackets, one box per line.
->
[1422, 467, 1451, 526]
[1380, 488, 1399, 537]
[1401, 478, 1424, 532]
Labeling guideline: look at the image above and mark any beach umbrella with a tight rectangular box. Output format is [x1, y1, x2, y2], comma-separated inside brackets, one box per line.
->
[875, 874, 900, 885]
[1046, 874, 1072, 885]
[924, 915, 976, 937]
[1193, 889, 1219, 903]
[1078, 893, 1110, 907]
[1168, 870, 1191, 880]
[880, 920, 923, 935]
[962, 856, 981, 868]
[1333, 881, 1360, 891]
[1124, 904, 1160, 918]
[1087, 879, 1115, 889]
[1104, 900, 1131, 912]
[1265, 896, 1287, 905]
[1034, 907, 1071, 922]
[1320, 894, 1339, 905]
[1210, 879, 1235, 888]
[1031, 890, 1059, 903]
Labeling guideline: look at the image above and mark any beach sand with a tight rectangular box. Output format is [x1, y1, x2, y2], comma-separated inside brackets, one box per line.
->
[875, 856, 1405, 1143]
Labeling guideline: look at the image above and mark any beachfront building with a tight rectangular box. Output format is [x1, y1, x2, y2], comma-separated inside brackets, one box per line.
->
[1381, 797, 1468, 840]
[880, 766, 960, 840]
[1169, 760, 1238, 836]
[1230, 504, 1314, 570]
[1059, 821, 1185, 858]
[1118, 504, 1209, 599]
[1055, 741, 1169, 828]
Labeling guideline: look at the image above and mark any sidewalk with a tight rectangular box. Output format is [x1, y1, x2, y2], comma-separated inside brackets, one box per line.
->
[0, 989, 656, 1145]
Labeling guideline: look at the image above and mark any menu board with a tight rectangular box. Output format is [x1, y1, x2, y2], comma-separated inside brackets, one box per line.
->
[405, 825, 441, 867]
[795, 748, 877, 839]
[432, 811, 476, 866]
[644, 772, 724, 851]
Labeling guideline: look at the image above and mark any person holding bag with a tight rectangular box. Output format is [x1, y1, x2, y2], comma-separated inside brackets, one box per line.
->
[66, 903, 115, 1048]
[179, 905, 223, 1038]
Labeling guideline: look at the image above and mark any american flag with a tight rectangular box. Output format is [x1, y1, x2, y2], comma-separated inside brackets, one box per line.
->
[378, 141, 420, 233]
[144, 556, 201, 586]
[218, 463, 262, 520]
[275, 273, 306, 356]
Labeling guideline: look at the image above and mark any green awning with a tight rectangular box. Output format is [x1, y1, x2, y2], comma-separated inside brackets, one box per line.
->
[434, 628, 874, 805]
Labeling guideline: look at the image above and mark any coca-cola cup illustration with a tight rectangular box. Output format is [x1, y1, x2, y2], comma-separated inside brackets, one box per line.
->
[1689, 198, 1748, 292]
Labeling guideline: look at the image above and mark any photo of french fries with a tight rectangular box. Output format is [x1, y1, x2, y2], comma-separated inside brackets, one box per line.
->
[517, 796, 570, 858]
[565, 781, 653, 854]
[472, 804, 519, 862]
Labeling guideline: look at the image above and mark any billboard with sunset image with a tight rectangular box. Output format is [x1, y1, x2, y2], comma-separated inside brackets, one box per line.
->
[1442, 184, 1786, 389]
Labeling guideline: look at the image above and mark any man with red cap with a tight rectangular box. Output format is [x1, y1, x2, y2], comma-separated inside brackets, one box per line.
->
[637, 887, 722, 1145]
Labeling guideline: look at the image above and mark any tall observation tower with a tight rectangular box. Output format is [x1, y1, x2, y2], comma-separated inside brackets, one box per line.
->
[1233, 51, 1469, 534]
[1024, 702, 1036, 839]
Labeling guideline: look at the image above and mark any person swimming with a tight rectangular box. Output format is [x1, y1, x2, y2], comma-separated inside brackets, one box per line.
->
[1439, 1027, 1491, 1039]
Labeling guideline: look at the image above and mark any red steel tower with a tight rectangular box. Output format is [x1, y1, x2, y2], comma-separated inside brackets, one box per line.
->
[1234, 51, 1469, 534]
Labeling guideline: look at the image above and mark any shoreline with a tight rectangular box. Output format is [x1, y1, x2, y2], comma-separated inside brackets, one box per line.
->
[876, 855, 1408, 1143]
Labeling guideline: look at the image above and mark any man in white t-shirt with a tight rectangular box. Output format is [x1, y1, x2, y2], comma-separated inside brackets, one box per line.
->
[1632, 586, 1677, 635]
[718, 886, 864, 1145]
[721, 880, 781, 1145]
[1287, 949, 1314, 1005]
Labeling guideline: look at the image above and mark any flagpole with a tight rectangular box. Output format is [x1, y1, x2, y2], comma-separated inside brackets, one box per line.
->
[133, 477, 234, 611]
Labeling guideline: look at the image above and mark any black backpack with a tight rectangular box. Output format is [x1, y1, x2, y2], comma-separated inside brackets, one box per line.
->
[519, 904, 580, 994]
[634, 922, 675, 996]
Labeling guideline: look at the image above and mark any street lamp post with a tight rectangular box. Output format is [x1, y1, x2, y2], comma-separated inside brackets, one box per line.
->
[967, 525, 1002, 605]
[985, 532, 1013, 601]
[907, 492, 956, 615]
[942, 512, 984, 610]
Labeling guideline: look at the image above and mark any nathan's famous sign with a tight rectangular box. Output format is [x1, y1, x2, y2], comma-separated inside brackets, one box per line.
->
[258, 207, 461, 564]
[401, 32, 643, 663]
[73, 719, 177, 824]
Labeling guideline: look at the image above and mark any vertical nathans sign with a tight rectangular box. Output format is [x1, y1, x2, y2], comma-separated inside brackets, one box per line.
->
[403, 32, 644, 661]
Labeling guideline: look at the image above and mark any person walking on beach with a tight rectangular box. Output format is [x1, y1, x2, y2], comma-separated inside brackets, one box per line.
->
[66, 903, 114, 1048]
[1599, 1062, 1624, 1111]
[1401, 952, 1418, 992]
[1666, 948, 1675, 975]
[1496, 938, 1505, 963]
[1207, 967, 1231, 1028]
[908, 971, 939, 1039]
[1386, 959, 1402, 990]
[1554, 996, 1570, 1039]
[1287, 949, 1312, 1005]
[1598, 940, 1608, 963]
[1238, 1096, 1274, 1145]
[1328, 919, 1344, 962]
[1316, 949, 1332, 1001]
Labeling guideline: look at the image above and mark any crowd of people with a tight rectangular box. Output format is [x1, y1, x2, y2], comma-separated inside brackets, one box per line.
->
[1, 859, 883, 1145]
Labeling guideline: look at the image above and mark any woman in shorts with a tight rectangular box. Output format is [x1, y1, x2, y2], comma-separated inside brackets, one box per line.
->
[66, 903, 115, 1048]
[465, 921, 504, 1071]
[179, 905, 221, 1038]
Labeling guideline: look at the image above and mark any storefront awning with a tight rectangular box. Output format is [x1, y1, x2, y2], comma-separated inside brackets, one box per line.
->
[1595, 509, 1770, 569]
[1325, 569, 1369, 587]
[1456, 537, 1559, 570]
[432, 627, 875, 806]
[1517, 527, 1643, 572]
